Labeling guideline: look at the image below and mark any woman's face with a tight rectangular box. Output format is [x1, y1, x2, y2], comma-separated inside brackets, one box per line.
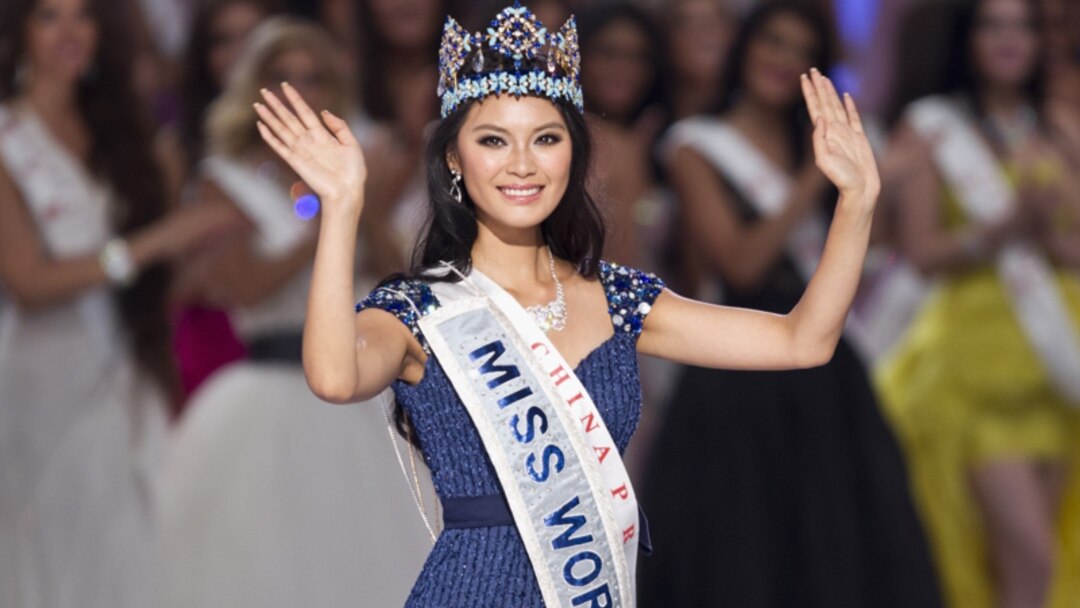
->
[262, 46, 335, 116]
[668, 0, 733, 84]
[207, 1, 266, 88]
[970, 0, 1039, 90]
[741, 12, 818, 108]
[581, 18, 655, 121]
[368, 0, 441, 52]
[24, 0, 99, 84]
[450, 96, 572, 237]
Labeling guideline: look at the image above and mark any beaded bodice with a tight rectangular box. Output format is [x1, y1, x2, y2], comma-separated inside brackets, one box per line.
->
[355, 261, 664, 499]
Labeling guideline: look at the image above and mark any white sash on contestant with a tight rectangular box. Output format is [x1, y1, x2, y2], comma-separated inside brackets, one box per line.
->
[662, 118, 890, 358]
[663, 118, 828, 283]
[906, 96, 1080, 404]
[417, 268, 638, 607]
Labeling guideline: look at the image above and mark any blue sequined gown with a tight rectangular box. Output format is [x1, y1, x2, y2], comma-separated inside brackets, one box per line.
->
[356, 261, 664, 607]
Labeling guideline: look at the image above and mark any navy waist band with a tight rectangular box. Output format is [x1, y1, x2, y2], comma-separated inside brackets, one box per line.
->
[248, 332, 302, 363]
[441, 493, 653, 555]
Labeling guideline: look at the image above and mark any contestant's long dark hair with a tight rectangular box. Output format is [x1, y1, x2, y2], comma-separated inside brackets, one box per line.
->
[715, 1, 838, 168]
[886, 0, 1047, 128]
[0, 0, 178, 398]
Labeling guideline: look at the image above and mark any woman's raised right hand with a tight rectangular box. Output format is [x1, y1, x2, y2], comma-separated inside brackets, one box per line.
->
[255, 83, 367, 211]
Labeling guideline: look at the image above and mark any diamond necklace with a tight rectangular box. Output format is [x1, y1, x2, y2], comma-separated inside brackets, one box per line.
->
[524, 247, 567, 332]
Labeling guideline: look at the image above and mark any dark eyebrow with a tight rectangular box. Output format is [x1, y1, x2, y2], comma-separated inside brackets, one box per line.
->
[470, 122, 568, 134]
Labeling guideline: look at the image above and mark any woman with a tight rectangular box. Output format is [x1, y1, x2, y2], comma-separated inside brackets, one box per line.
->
[254, 2, 878, 605]
[578, 1, 671, 273]
[178, 0, 279, 168]
[663, 0, 734, 122]
[0, 0, 236, 606]
[638, 4, 941, 607]
[879, 0, 1080, 606]
[576, 2, 677, 482]
[155, 18, 430, 608]
[657, 0, 736, 301]
[172, 0, 279, 398]
[352, 0, 445, 280]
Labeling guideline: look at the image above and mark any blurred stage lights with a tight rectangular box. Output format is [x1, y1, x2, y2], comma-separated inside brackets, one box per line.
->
[290, 180, 319, 220]
[294, 194, 320, 220]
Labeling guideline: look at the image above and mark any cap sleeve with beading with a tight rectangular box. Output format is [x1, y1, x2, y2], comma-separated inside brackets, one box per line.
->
[355, 277, 441, 353]
[598, 260, 666, 339]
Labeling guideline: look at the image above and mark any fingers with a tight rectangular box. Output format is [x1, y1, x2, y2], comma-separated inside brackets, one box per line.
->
[843, 93, 865, 134]
[801, 73, 821, 125]
[812, 69, 843, 123]
[321, 110, 359, 148]
[280, 82, 323, 130]
[812, 117, 830, 159]
[254, 101, 295, 146]
[260, 88, 306, 138]
[257, 120, 293, 161]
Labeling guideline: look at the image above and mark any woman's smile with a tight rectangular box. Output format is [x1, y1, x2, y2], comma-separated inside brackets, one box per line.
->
[497, 183, 545, 204]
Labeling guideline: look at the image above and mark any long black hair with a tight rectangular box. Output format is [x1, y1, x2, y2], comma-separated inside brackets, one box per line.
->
[0, 0, 178, 399]
[887, 0, 1047, 127]
[715, 1, 838, 168]
[405, 40, 606, 281]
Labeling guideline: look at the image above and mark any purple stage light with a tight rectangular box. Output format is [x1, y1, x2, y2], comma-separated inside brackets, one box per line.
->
[294, 194, 320, 220]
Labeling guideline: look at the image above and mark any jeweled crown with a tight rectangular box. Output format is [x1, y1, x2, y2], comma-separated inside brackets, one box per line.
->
[437, 2, 582, 118]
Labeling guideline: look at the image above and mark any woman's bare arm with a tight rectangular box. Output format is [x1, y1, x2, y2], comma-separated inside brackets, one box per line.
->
[0, 158, 237, 310]
[254, 83, 416, 403]
[183, 178, 319, 308]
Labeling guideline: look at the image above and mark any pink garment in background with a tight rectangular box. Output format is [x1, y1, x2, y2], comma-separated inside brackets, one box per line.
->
[174, 306, 246, 405]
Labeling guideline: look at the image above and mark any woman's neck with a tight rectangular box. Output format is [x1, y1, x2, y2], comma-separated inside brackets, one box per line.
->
[470, 225, 553, 292]
[977, 83, 1030, 119]
[674, 75, 720, 119]
[727, 94, 788, 129]
[724, 95, 800, 170]
[25, 74, 79, 119]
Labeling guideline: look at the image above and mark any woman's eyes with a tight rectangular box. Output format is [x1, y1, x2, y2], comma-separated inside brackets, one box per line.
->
[536, 133, 563, 145]
[478, 134, 563, 147]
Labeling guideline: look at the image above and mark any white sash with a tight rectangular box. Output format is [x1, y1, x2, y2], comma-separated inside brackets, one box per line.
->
[907, 96, 1080, 404]
[662, 118, 829, 285]
[417, 268, 637, 607]
[201, 156, 310, 256]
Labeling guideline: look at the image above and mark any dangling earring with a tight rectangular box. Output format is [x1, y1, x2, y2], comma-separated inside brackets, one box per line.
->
[449, 169, 463, 204]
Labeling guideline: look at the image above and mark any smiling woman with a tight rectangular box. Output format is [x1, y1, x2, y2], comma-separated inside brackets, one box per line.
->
[443, 101, 583, 249]
[252, 2, 882, 605]
[0, 0, 239, 606]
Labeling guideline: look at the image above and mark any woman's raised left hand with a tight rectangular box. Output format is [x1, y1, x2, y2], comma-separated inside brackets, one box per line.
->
[800, 69, 880, 203]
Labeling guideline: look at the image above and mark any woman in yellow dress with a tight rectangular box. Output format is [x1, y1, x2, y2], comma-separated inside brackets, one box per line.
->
[879, 1, 1080, 607]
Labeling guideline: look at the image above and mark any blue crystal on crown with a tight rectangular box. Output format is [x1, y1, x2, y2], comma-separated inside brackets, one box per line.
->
[437, 2, 583, 118]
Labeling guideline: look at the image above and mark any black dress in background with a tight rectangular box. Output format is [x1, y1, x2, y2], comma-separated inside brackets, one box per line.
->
[637, 176, 943, 608]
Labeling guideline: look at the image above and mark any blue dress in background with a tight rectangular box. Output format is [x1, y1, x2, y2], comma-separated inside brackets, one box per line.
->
[356, 261, 664, 607]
